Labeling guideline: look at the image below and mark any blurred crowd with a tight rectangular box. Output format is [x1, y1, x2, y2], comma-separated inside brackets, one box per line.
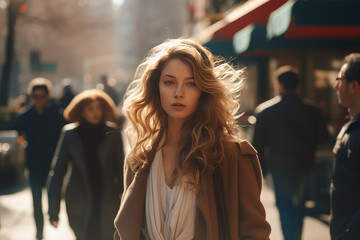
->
[0, 42, 360, 240]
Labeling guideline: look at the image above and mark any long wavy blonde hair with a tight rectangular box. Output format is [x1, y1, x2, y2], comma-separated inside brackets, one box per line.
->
[123, 38, 244, 190]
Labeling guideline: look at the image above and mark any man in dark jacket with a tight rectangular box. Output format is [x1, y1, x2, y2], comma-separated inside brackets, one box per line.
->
[252, 66, 329, 240]
[331, 53, 360, 240]
[11, 78, 65, 239]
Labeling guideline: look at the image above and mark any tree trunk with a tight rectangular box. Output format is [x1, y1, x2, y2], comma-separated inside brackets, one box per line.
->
[0, 2, 16, 106]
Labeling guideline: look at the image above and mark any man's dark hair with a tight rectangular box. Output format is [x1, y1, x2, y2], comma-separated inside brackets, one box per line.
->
[32, 85, 49, 94]
[274, 65, 299, 91]
[344, 53, 360, 84]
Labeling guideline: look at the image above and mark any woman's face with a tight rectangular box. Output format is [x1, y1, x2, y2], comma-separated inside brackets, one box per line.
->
[82, 99, 103, 124]
[159, 58, 202, 124]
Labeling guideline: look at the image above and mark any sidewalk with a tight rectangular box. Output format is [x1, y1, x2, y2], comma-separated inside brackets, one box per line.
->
[0, 183, 330, 240]
[0, 187, 74, 240]
[261, 181, 331, 240]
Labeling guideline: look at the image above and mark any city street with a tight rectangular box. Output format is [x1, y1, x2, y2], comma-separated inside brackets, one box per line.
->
[260, 182, 331, 240]
[0, 180, 331, 240]
[0, 184, 74, 240]
[0, 0, 355, 239]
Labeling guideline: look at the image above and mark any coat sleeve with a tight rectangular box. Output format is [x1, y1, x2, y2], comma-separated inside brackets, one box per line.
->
[47, 128, 70, 221]
[113, 131, 125, 196]
[114, 159, 135, 240]
[238, 142, 271, 240]
[342, 132, 360, 239]
[121, 159, 135, 203]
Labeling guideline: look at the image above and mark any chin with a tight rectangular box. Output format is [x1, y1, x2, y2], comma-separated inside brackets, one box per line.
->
[91, 120, 102, 125]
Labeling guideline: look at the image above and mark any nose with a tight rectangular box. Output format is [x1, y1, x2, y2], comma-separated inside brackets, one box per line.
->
[174, 84, 184, 99]
[334, 81, 339, 90]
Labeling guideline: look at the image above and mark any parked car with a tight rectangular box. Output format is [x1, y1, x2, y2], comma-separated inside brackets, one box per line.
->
[0, 130, 26, 192]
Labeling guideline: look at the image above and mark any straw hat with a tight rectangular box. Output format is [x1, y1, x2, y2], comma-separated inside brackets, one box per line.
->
[63, 89, 117, 122]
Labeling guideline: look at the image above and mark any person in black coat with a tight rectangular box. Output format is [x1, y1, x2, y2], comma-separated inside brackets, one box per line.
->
[252, 66, 329, 240]
[331, 53, 360, 240]
[3, 77, 65, 240]
[47, 89, 124, 240]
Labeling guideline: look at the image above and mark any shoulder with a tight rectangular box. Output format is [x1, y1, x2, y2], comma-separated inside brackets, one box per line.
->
[104, 121, 119, 131]
[348, 118, 360, 140]
[104, 122, 122, 140]
[62, 123, 78, 135]
[255, 96, 281, 115]
[56, 123, 79, 146]
[223, 140, 257, 160]
[19, 107, 35, 118]
[222, 140, 262, 186]
[238, 140, 258, 156]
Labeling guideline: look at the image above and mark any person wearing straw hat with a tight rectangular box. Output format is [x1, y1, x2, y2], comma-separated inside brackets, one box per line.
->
[48, 89, 124, 240]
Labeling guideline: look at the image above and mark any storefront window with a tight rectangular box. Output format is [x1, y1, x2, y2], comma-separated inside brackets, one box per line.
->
[313, 57, 348, 137]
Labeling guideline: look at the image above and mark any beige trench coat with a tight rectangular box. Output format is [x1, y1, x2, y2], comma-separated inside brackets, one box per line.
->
[114, 140, 271, 240]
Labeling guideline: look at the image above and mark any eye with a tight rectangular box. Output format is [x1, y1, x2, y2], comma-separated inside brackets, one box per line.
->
[186, 81, 197, 87]
[164, 80, 174, 85]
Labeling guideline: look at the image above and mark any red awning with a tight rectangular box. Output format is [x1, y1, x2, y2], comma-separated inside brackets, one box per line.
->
[195, 0, 288, 43]
[200, 0, 360, 56]
[284, 26, 360, 39]
[266, 0, 360, 40]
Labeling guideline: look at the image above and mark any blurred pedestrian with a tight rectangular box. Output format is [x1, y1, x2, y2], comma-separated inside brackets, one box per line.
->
[1, 77, 65, 240]
[58, 77, 76, 112]
[47, 89, 124, 240]
[331, 53, 360, 240]
[114, 38, 271, 240]
[100, 74, 119, 105]
[252, 66, 329, 240]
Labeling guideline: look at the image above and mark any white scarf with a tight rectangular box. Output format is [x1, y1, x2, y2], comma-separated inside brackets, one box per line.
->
[145, 147, 196, 240]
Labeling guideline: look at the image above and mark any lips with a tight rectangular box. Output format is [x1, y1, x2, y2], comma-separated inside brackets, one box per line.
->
[171, 103, 186, 110]
[171, 103, 185, 107]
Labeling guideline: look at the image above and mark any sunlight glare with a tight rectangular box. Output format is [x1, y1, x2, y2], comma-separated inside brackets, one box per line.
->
[112, 0, 124, 6]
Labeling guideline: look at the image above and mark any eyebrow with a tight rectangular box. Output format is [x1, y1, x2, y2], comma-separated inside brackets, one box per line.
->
[161, 74, 194, 80]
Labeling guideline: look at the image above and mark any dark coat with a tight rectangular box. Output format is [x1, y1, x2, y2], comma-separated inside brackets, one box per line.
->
[13, 100, 65, 177]
[331, 113, 360, 240]
[253, 94, 329, 175]
[114, 140, 271, 240]
[48, 122, 124, 240]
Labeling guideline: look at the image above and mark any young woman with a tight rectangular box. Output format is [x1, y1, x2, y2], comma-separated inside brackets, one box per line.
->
[48, 89, 124, 240]
[114, 39, 271, 240]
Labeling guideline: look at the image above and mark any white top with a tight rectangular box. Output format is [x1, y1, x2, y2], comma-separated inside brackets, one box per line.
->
[144, 147, 196, 240]
[166, 186, 173, 207]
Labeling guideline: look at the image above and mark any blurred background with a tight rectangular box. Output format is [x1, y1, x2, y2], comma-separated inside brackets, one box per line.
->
[1, 0, 360, 239]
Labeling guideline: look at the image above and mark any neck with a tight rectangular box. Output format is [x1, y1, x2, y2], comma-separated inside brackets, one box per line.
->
[349, 106, 360, 119]
[348, 94, 360, 119]
[280, 89, 296, 95]
[34, 106, 46, 113]
[165, 119, 184, 147]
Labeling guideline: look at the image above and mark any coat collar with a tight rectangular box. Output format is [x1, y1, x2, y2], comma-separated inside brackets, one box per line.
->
[195, 169, 212, 238]
[116, 155, 214, 240]
[66, 123, 115, 183]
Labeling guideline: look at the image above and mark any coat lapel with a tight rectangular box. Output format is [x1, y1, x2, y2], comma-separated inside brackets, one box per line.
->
[195, 170, 214, 240]
[98, 130, 112, 166]
[116, 164, 151, 240]
[68, 130, 88, 179]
